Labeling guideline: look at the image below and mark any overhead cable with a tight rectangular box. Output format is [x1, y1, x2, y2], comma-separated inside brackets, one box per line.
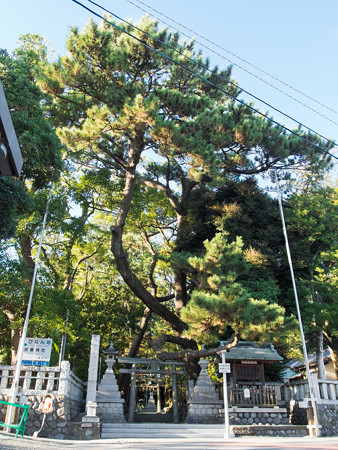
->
[71, 0, 337, 161]
[128, 0, 338, 121]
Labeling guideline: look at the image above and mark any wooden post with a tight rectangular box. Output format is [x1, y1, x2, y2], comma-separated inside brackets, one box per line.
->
[261, 363, 265, 385]
[128, 364, 137, 423]
[306, 402, 318, 437]
[157, 381, 161, 413]
[172, 368, 178, 423]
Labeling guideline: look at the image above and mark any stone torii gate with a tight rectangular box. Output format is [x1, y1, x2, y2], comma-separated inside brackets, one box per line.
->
[118, 356, 187, 423]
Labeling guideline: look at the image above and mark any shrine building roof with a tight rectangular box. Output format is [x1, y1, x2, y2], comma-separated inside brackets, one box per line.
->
[218, 341, 283, 363]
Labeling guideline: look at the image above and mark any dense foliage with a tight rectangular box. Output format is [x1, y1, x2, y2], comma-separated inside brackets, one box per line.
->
[0, 18, 336, 378]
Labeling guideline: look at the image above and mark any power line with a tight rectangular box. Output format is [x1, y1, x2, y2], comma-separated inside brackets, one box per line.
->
[84, 0, 338, 158]
[128, 0, 338, 121]
[71, 0, 337, 161]
[85, 0, 338, 149]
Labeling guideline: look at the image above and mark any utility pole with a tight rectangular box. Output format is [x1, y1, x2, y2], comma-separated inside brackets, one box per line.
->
[275, 173, 320, 437]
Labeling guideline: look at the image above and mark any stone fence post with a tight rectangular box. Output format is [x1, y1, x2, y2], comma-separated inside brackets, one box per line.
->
[81, 334, 101, 438]
[58, 360, 71, 397]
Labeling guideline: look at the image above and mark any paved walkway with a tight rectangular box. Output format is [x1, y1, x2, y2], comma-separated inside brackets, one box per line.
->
[0, 431, 337, 450]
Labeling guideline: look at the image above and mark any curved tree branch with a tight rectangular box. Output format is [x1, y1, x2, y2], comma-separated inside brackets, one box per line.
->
[155, 334, 240, 362]
[111, 134, 187, 334]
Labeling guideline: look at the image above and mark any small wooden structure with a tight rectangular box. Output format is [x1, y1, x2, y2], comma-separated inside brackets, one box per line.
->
[222, 341, 283, 407]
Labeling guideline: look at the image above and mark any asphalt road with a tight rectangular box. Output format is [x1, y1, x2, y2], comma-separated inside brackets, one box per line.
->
[0, 432, 337, 450]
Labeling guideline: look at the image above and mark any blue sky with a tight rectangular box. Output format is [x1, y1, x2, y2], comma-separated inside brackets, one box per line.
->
[2, 0, 338, 158]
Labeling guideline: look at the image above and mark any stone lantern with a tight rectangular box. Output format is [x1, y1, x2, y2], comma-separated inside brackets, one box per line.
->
[102, 341, 119, 373]
[96, 340, 126, 423]
[186, 356, 223, 424]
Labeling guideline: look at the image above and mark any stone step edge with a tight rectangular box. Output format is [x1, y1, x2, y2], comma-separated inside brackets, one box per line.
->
[101, 425, 309, 439]
[101, 423, 301, 428]
[102, 423, 223, 429]
[101, 424, 307, 432]
[101, 435, 223, 439]
[233, 425, 308, 430]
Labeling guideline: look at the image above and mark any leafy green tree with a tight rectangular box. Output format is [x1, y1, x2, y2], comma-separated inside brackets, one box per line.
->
[181, 232, 289, 345]
[0, 177, 31, 240]
[0, 40, 62, 188]
[0, 37, 63, 361]
[38, 16, 333, 361]
[283, 186, 338, 376]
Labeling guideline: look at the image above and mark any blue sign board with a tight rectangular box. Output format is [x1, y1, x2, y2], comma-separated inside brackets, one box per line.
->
[22, 338, 53, 366]
[22, 360, 50, 366]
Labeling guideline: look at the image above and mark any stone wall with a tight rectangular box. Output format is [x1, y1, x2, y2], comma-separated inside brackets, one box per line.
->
[0, 393, 84, 438]
[233, 424, 308, 436]
[186, 405, 291, 426]
[97, 402, 126, 423]
[186, 403, 223, 424]
[317, 403, 338, 436]
[0, 361, 85, 439]
[229, 407, 290, 425]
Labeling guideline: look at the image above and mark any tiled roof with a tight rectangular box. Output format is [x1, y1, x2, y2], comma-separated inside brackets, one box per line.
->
[285, 348, 331, 371]
[218, 341, 283, 362]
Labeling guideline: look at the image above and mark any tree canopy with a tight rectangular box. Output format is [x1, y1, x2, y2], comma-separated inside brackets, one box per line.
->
[0, 17, 336, 376]
[36, 16, 334, 363]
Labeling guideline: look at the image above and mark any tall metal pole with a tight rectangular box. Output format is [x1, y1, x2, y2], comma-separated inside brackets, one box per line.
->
[7, 191, 52, 427]
[275, 173, 320, 437]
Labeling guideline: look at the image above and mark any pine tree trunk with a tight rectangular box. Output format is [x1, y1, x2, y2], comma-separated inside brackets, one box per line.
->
[316, 329, 326, 379]
[327, 339, 338, 378]
[11, 325, 21, 365]
[174, 271, 187, 312]
[111, 137, 187, 334]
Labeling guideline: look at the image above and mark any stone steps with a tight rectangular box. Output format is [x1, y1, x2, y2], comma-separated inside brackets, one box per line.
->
[101, 423, 309, 439]
[101, 423, 224, 439]
[133, 411, 174, 423]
